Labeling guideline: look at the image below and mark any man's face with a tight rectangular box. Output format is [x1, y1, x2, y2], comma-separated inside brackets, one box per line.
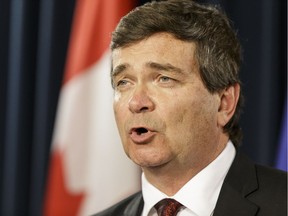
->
[112, 33, 224, 170]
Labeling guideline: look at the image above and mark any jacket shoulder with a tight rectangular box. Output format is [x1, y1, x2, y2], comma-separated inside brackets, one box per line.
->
[255, 164, 287, 187]
[214, 151, 287, 216]
[249, 164, 287, 215]
[92, 192, 143, 216]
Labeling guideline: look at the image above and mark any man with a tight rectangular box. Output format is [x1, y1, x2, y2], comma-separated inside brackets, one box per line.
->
[94, 0, 287, 215]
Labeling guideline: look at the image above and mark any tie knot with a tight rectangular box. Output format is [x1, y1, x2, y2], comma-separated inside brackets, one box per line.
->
[154, 198, 183, 216]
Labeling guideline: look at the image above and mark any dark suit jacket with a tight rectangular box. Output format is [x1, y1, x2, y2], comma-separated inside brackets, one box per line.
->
[93, 152, 287, 216]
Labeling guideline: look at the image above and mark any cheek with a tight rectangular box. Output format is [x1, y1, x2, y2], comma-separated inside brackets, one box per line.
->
[165, 92, 198, 124]
[113, 91, 128, 117]
[113, 100, 126, 135]
[113, 102, 130, 153]
[114, 91, 121, 103]
[164, 91, 218, 137]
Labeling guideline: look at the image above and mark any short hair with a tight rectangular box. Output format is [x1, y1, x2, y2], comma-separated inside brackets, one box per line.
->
[111, 0, 243, 146]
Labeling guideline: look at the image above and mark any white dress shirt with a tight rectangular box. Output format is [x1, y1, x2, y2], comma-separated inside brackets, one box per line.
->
[141, 141, 236, 216]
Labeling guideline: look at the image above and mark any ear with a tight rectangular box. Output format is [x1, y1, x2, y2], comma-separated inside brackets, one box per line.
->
[217, 83, 240, 127]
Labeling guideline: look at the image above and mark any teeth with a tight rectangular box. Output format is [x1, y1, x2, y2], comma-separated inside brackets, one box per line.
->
[136, 128, 148, 135]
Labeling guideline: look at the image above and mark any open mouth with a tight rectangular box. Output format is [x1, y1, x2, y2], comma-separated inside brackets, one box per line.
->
[135, 127, 148, 135]
[129, 127, 155, 144]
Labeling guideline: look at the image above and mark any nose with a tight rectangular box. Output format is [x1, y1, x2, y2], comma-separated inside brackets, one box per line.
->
[128, 85, 155, 113]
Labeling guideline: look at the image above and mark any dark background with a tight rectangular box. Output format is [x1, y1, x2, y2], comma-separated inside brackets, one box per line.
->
[0, 0, 286, 215]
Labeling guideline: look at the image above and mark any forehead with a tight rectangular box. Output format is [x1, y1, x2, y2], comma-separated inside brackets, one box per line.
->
[111, 33, 198, 72]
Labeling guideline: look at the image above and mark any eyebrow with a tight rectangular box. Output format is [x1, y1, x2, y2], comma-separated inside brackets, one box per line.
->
[111, 61, 184, 78]
[146, 62, 184, 74]
[111, 63, 128, 78]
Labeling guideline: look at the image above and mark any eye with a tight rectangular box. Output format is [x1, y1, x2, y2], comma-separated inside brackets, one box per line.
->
[159, 76, 172, 82]
[117, 79, 129, 86]
[114, 78, 132, 90]
[156, 74, 179, 88]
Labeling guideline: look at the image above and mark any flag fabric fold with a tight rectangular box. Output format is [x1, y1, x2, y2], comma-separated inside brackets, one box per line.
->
[44, 1, 140, 215]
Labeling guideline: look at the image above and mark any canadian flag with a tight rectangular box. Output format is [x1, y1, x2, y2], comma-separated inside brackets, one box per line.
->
[44, 1, 140, 216]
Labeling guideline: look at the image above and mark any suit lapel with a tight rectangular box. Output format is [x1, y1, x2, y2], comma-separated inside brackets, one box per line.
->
[121, 152, 260, 216]
[213, 152, 259, 216]
[123, 192, 144, 216]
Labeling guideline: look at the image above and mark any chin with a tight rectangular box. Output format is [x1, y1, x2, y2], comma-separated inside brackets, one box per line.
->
[125, 141, 171, 167]
[130, 153, 169, 168]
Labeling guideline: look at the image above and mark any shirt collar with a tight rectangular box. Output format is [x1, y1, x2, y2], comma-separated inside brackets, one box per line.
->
[141, 141, 236, 216]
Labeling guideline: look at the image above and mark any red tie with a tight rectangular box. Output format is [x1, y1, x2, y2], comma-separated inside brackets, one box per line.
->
[154, 198, 183, 216]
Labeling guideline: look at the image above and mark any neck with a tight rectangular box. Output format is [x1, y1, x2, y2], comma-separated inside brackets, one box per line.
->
[143, 164, 201, 196]
[143, 136, 229, 196]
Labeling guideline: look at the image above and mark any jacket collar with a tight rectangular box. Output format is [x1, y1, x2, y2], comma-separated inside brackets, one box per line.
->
[124, 152, 260, 216]
[123, 192, 144, 216]
[213, 151, 259, 216]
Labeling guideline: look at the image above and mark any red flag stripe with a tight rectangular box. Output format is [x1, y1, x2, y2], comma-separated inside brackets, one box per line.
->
[44, 1, 135, 215]
[44, 151, 84, 216]
[63, 0, 135, 85]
